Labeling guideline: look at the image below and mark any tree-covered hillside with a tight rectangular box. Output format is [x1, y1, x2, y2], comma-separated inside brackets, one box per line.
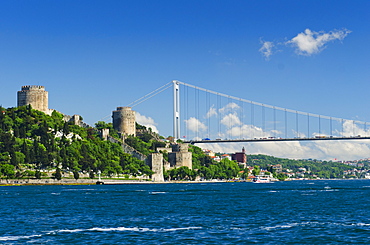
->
[0, 105, 152, 179]
[247, 154, 356, 179]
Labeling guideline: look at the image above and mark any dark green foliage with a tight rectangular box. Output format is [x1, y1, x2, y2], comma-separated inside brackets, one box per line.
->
[35, 170, 41, 179]
[124, 133, 166, 155]
[167, 166, 196, 181]
[177, 145, 242, 180]
[125, 136, 151, 155]
[95, 121, 120, 138]
[73, 171, 79, 180]
[135, 123, 146, 130]
[0, 106, 152, 178]
[54, 168, 62, 180]
[248, 154, 354, 179]
[0, 164, 15, 179]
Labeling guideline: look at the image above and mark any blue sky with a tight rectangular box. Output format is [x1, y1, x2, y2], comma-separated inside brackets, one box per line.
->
[0, 0, 369, 160]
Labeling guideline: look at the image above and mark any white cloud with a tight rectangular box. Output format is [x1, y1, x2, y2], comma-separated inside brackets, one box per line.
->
[259, 40, 274, 60]
[286, 28, 351, 56]
[196, 119, 370, 161]
[226, 124, 277, 139]
[206, 105, 217, 118]
[199, 140, 370, 161]
[259, 28, 351, 59]
[136, 112, 159, 133]
[293, 130, 306, 138]
[332, 120, 370, 137]
[185, 117, 207, 132]
[221, 113, 242, 128]
[219, 102, 240, 114]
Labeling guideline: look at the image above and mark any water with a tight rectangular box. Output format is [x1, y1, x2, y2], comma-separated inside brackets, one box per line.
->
[1, 180, 370, 244]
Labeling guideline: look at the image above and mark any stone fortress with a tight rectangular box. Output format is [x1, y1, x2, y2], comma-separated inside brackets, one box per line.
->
[17, 85, 82, 125]
[111, 107, 192, 182]
[112, 107, 136, 137]
[17, 85, 49, 114]
[17, 85, 192, 182]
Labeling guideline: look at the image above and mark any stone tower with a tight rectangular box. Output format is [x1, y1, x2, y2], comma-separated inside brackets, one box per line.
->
[146, 153, 164, 182]
[168, 143, 192, 169]
[112, 107, 136, 137]
[17, 85, 48, 113]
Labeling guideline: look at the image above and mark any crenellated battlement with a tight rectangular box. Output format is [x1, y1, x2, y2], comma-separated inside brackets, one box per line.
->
[115, 106, 132, 111]
[20, 85, 45, 91]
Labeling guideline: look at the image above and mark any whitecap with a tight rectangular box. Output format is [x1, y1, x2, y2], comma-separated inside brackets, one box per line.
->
[53, 226, 202, 234]
[354, 223, 370, 226]
[162, 227, 202, 232]
[54, 228, 85, 233]
[262, 225, 293, 230]
[0, 226, 202, 241]
[0, 234, 42, 241]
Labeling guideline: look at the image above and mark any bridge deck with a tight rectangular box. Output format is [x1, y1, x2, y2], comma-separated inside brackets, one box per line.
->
[185, 136, 370, 144]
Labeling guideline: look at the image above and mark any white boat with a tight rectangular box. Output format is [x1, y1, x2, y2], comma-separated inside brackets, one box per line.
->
[253, 175, 272, 183]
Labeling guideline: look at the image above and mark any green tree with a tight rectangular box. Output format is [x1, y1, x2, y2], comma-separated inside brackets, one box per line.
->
[54, 168, 62, 180]
[252, 165, 261, 176]
[35, 170, 41, 179]
[0, 164, 15, 179]
[73, 171, 79, 180]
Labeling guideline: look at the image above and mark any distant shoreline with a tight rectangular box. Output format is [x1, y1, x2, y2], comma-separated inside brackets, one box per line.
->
[0, 178, 231, 186]
[1, 178, 365, 187]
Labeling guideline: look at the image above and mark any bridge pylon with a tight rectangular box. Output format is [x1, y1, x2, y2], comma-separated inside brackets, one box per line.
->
[173, 80, 180, 140]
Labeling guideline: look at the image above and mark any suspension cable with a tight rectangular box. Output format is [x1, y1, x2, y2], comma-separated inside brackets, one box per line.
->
[128, 82, 172, 107]
[175, 80, 369, 125]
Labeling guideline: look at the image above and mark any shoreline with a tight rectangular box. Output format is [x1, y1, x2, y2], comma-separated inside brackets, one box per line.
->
[0, 178, 231, 186]
[0, 178, 366, 187]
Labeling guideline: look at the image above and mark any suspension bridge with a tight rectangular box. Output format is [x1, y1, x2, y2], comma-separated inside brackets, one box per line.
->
[125, 80, 370, 144]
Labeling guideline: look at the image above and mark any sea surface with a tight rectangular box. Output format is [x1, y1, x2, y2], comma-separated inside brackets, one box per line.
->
[1, 180, 370, 244]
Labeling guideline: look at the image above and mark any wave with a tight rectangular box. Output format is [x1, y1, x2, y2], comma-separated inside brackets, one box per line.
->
[0, 234, 42, 241]
[0, 226, 202, 241]
[261, 221, 370, 231]
[62, 189, 96, 191]
[55, 226, 202, 233]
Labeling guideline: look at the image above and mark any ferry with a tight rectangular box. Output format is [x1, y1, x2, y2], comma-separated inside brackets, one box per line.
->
[253, 175, 272, 183]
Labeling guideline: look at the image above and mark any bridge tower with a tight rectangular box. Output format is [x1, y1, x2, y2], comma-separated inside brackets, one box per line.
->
[173, 80, 180, 140]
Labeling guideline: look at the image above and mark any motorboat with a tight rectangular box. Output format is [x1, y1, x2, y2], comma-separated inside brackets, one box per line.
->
[253, 175, 272, 183]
